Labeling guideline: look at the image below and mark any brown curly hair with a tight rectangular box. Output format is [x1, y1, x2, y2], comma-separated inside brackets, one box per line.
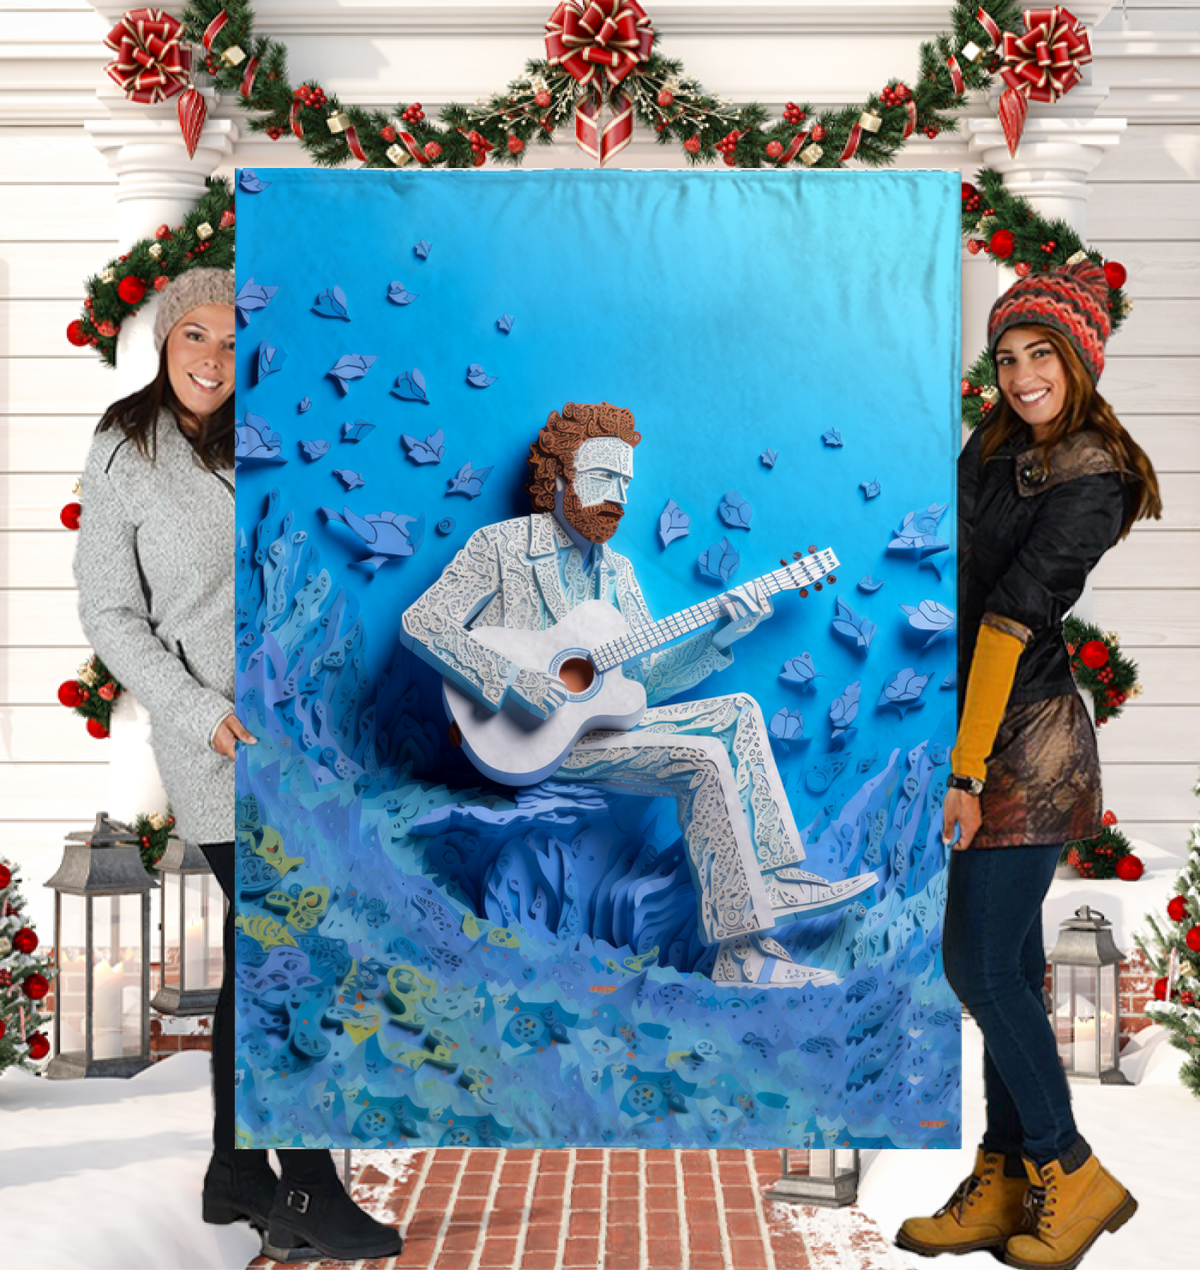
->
[526, 401, 641, 511]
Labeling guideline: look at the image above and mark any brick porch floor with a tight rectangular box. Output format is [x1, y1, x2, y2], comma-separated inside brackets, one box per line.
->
[248, 1148, 912, 1270]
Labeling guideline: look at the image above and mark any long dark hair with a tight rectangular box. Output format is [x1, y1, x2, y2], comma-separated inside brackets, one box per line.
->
[980, 326, 1162, 540]
[95, 341, 235, 472]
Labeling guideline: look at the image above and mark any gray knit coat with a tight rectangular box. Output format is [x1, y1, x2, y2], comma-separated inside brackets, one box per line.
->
[73, 410, 236, 844]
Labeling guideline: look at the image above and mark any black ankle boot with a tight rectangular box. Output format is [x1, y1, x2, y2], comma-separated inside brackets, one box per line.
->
[262, 1176, 402, 1262]
[202, 1149, 279, 1230]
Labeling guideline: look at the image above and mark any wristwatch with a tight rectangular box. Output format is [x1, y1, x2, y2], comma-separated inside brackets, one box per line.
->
[947, 773, 985, 797]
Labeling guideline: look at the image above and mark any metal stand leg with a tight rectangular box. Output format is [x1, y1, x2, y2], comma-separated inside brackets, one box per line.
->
[342, 1148, 354, 1194]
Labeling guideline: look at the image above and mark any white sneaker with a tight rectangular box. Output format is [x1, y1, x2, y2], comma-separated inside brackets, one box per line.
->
[711, 931, 841, 987]
[763, 865, 878, 920]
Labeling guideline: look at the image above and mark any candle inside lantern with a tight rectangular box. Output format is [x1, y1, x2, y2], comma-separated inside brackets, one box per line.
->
[1074, 1013, 1098, 1075]
[184, 917, 205, 988]
[92, 958, 124, 1059]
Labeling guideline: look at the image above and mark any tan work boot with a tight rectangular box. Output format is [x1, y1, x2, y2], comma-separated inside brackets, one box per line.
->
[1003, 1154, 1137, 1269]
[895, 1147, 1030, 1257]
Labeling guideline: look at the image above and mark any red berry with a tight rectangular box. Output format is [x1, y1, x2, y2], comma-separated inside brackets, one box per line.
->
[424, 141, 442, 159]
[381, 125, 397, 142]
[657, 90, 674, 108]
[766, 140, 784, 159]
[154, 275, 170, 291]
[535, 90, 552, 108]
[655, 121, 666, 133]
[472, 149, 487, 167]
[507, 135, 524, 154]
[895, 83, 910, 101]
[1014, 261, 1031, 278]
[723, 153, 737, 166]
[967, 239, 983, 255]
[684, 136, 701, 154]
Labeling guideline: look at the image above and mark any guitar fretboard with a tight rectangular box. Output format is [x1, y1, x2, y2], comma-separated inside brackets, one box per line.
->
[591, 548, 838, 673]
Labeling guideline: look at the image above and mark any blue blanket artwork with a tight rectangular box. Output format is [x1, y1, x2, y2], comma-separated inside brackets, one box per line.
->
[232, 168, 962, 1151]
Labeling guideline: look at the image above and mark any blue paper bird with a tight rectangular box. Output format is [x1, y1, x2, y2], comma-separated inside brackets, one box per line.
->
[256, 340, 284, 382]
[341, 420, 374, 442]
[333, 469, 365, 490]
[857, 575, 884, 592]
[297, 396, 311, 413]
[718, 490, 753, 530]
[446, 460, 493, 499]
[860, 478, 881, 500]
[900, 599, 956, 649]
[414, 239, 432, 260]
[319, 505, 425, 575]
[387, 282, 418, 305]
[879, 668, 932, 717]
[312, 286, 350, 320]
[465, 363, 498, 388]
[238, 169, 270, 193]
[326, 353, 377, 395]
[402, 428, 445, 464]
[233, 277, 278, 325]
[300, 439, 330, 461]
[831, 597, 877, 651]
[829, 680, 861, 735]
[760, 448, 778, 468]
[658, 499, 690, 548]
[769, 707, 806, 751]
[780, 652, 821, 689]
[496, 313, 515, 334]
[822, 428, 844, 447]
[889, 502, 949, 559]
[697, 537, 740, 583]
[234, 413, 286, 466]
[391, 369, 428, 403]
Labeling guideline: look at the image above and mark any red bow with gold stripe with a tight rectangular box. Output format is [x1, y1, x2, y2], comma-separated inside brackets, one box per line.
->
[978, 5, 1091, 156]
[102, 7, 189, 104]
[545, 0, 654, 164]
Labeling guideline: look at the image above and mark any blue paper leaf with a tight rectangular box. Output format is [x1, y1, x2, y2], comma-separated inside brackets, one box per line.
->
[256, 340, 285, 382]
[496, 313, 514, 334]
[300, 439, 330, 462]
[402, 428, 446, 465]
[341, 419, 375, 442]
[822, 428, 843, 447]
[658, 498, 690, 548]
[860, 479, 881, 500]
[466, 363, 498, 389]
[899, 599, 957, 649]
[436, 517, 455, 536]
[446, 460, 493, 499]
[327, 353, 377, 395]
[234, 277, 278, 325]
[387, 282, 418, 306]
[697, 537, 740, 584]
[414, 239, 432, 260]
[888, 502, 949, 559]
[238, 169, 270, 193]
[391, 369, 428, 403]
[718, 490, 753, 530]
[829, 680, 862, 733]
[831, 597, 877, 651]
[297, 396, 311, 414]
[857, 575, 884, 593]
[769, 707, 805, 749]
[879, 667, 932, 717]
[760, 448, 778, 468]
[312, 286, 350, 320]
[780, 653, 821, 689]
[334, 469, 365, 490]
[234, 413, 286, 466]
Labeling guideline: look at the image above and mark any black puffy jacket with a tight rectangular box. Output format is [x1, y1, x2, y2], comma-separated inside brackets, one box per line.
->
[957, 421, 1134, 708]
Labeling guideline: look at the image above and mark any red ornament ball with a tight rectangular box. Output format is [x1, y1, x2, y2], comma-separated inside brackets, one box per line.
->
[1079, 639, 1109, 669]
[117, 275, 145, 305]
[1153, 977, 1169, 1001]
[723, 153, 737, 166]
[1187, 926, 1200, 953]
[27, 1032, 50, 1060]
[1104, 261, 1127, 290]
[66, 320, 89, 347]
[534, 90, 552, 108]
[811, 124, 826, 142]
[0, 863, 10, 890]
[657, 89, 674, 108]
[424, 141, 442, 160]
[989, 229, 1016, 259]
[961, 181, 978, 204]
[13, 926, 38, 954]
[967, 239, 983, 255]
[57, 680, 83, 708]
[1115, 855, 1143, 882]
[86, 718, 109, 740]
[1014, 261, 1032, 278]
[684, 136, 701, 154]
[22, 972, 49, 1001]
[1168, 895, 1189, 923]
[766, 140, 784, 159]
[380, 125, 397, 142]
[60, 502, 81, 536]
[507, 135, 524, 154]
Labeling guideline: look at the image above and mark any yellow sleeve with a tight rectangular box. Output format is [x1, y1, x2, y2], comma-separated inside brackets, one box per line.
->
[949, 617, 1030, 783]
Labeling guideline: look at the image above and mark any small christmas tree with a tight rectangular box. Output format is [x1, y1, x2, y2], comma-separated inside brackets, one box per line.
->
[1132, 769, 1200, 1099]
[0, 858, 56, 1074]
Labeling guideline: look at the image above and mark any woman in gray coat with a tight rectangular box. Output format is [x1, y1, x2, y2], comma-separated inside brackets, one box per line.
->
[73, 268, 401, 1263]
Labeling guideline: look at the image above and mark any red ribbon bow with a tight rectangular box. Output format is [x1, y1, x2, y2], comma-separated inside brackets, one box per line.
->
[978, 6, 1091, 156]
[545, 0, 654, 164]
[103, 7, 190, 104]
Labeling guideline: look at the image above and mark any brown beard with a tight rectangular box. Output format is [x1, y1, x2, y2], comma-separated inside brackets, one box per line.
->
[561, 486, 624, 544]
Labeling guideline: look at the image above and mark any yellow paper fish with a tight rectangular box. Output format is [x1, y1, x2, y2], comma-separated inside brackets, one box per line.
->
[487, 927, 520, 948]
[253, 826, 303, 877]
[234, 913, 297, 949]
[623, 946, 660, 971]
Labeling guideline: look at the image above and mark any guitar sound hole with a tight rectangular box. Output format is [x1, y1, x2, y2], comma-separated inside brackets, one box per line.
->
[557, 657, 596, 694]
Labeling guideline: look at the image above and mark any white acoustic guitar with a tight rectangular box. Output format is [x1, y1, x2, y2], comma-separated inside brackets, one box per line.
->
[443, 547, 839, 785]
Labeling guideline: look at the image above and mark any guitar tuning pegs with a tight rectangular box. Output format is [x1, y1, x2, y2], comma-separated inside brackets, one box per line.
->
[780, 559, 788, 567]
[814, 582, 823, 591]
[799, 588, 809, 598]
[792, 552, 802, 561]
[828, 574, 836, 584]
[808, 544, 817, 553]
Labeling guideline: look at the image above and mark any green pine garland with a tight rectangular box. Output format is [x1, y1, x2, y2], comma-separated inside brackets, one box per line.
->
[1063, 616, 1141, 727]
[57, 652, 124, 737]
[1132, 787, 1200, 1099]
[179, 0, 1022, 171]
[1061, 818, 1134, 880]
[132, 809, 177, 875]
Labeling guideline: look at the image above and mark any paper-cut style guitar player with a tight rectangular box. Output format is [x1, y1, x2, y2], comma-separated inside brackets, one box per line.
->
[402, 402, 877, 985]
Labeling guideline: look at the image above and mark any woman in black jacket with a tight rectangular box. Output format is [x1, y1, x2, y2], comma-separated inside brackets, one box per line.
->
[896, 262, 1161, 1270]
[74, 268, 401, 1264]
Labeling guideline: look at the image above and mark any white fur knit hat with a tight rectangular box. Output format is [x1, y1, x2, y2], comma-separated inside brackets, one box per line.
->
[153, 268, 236, 353]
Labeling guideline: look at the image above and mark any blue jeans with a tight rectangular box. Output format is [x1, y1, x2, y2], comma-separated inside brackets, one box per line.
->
[942, 843, 1091, 1169]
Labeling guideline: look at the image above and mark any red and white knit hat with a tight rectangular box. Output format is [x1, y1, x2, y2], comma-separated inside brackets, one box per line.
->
[987, 260, 1112, 385]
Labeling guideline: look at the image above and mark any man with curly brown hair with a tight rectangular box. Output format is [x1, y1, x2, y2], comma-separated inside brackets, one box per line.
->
[403, 402, 876, 985]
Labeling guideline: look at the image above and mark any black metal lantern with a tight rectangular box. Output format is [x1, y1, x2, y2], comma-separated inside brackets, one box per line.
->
[1047, 905, 1130, 1086]
[772, 1147, 860, 1207]
[44, 813, 157, 1078]
[150, 836, 223, 1015]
